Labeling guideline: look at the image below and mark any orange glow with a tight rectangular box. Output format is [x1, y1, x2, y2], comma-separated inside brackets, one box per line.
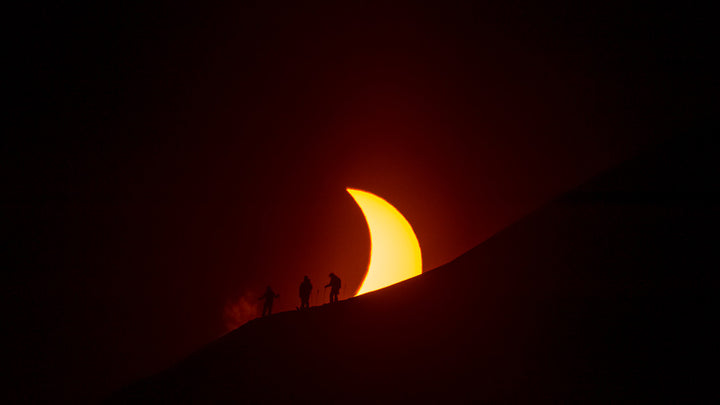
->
[347, 188, 422, 296]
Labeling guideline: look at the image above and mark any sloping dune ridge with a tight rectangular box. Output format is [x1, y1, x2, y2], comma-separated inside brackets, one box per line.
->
[107, 135, 716, 404]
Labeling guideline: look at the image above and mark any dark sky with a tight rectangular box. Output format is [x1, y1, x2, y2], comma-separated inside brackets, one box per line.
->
[4, 1, 715, 403]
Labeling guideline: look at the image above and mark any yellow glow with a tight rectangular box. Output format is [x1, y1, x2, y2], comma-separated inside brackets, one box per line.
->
[347, 188, 422, 296]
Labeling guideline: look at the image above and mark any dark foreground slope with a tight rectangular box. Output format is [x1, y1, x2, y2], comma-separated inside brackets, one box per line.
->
[108, 135, 717, 404]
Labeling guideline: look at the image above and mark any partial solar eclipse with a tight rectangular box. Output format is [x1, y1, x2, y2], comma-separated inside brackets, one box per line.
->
[347, 188, 422, 296]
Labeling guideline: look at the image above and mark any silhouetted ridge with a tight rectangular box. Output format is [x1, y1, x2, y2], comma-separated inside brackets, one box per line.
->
[107, 134, 717, 404]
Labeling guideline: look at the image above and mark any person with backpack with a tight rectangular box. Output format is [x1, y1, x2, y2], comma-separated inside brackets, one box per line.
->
[259, 286, 279, 316]
[299, 276, 312, 310]
[325, 273, 341, 304]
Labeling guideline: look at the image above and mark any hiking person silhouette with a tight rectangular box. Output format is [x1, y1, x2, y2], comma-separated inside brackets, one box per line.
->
[259, 286, 279, 317]
[325, 273, 341, 303]
[299, 276, 312, 310]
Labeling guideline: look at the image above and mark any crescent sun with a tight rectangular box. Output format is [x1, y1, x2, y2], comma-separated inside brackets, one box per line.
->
[347, 188, 422, 296]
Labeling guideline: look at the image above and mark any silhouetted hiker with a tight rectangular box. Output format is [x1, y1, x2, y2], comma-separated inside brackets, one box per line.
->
[259, 286, 279, 317]
[325, 273, 341, 303]
[299, 276, 312, 310]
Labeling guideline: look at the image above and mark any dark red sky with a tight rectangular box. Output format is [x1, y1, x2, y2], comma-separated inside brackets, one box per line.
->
[4, 1, 714, 403]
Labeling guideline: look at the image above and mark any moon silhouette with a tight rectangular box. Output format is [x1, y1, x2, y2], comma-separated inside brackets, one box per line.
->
[347, 188, 422, 296]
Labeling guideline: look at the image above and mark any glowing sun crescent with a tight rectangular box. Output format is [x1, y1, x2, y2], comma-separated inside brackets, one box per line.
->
[347, 188, 422, 296]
